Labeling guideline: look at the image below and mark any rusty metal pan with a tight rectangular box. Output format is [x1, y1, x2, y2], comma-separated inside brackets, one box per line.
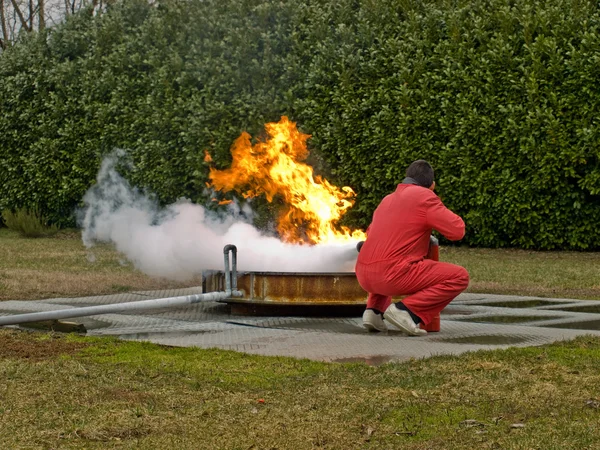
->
[203, 271, 367, 306]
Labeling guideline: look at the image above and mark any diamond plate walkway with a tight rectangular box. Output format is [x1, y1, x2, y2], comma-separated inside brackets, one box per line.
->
[2, 289, 600, 365]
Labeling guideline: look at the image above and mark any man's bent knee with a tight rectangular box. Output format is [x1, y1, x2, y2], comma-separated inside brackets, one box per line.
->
[456, 266, 469, 290]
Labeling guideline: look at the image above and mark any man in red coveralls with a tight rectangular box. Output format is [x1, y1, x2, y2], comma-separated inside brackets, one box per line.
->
[355, 160, 469, 336]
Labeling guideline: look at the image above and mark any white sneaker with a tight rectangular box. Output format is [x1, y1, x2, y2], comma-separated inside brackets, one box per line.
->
[362, 309, 387, 332]
[384, 305, 427, 336]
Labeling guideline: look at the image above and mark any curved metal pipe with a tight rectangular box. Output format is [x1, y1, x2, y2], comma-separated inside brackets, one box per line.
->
[0, 291, 242, 326]
[0, 244, 243, 327]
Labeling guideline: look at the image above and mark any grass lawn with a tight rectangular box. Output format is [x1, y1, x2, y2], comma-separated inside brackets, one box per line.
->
[2, 228, 600, 448]
[443, 246, 600, 300]
[2, 227, 600, 301]
[0, 229, 202, 301]
[2, 329, 600, 449]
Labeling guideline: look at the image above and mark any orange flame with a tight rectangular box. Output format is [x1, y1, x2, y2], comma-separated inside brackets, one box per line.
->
[206, 116, 366, 244]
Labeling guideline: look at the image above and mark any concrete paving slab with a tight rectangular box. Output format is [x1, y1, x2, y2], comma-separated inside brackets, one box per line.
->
[2, 289, 600, 365]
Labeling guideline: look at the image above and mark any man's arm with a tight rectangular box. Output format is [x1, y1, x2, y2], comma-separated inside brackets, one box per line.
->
[425, 195, 465, 241]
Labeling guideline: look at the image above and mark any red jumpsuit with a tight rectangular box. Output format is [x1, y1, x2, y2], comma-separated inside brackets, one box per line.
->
[355, 183, 469, 325]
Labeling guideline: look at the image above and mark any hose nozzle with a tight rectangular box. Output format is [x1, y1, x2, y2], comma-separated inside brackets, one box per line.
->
[356, 241, 365, 253]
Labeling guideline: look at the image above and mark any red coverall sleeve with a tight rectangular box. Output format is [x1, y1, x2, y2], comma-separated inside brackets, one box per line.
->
[425, 195, 465, 241]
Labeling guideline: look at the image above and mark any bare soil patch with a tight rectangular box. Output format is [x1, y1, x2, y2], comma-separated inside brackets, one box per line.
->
[0, 329, 89, 361]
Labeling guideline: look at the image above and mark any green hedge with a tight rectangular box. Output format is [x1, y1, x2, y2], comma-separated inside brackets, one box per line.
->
[0, 0, 599, 248]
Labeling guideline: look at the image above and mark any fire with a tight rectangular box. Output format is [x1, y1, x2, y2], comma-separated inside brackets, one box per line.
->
[206, 116, 366, 244]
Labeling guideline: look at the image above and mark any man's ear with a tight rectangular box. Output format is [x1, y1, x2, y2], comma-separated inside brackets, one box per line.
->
[429, 181, 436, 191]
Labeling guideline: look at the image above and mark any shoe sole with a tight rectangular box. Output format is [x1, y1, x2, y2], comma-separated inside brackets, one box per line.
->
[384, 314, 426, 336]
[363, 322, 387, 332]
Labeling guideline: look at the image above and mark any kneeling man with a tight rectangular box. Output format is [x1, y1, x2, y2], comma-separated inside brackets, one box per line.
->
[355, 160, 469, 336]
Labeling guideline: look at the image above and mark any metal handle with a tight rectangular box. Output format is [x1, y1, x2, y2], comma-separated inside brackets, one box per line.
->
[223, 244, 237, 292]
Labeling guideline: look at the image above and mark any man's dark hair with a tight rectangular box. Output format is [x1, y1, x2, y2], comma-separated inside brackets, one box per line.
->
[406, 160, 434, 188]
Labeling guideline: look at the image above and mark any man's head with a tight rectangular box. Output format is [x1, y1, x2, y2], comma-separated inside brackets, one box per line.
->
[406, 160, 435, 190]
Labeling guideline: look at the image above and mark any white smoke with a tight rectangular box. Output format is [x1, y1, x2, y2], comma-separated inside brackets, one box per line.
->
[80, 151, 359, 279]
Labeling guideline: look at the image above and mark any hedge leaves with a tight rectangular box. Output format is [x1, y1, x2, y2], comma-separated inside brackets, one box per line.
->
[0, 0, 599, 248]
